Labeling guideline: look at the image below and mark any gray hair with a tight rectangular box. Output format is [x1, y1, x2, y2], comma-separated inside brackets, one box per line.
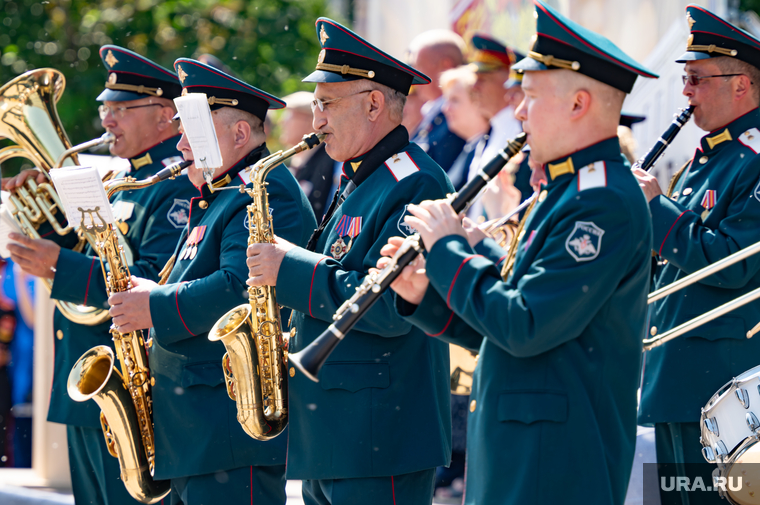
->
[353, 80, 407, 124]
[713, 56, 760, 104]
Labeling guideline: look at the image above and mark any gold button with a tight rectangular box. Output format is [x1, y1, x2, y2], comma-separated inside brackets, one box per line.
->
[699, 156, 708, 164]
[289, 367, 295, 377]
[56, 330, 63, 340]
[150, 377, 156, 386]
[650, 326, 657, 336]
[146, 338, 153, 348]
[682, 188, 692, 196]
[198, 200, 208, 209]
[538, 189, 548, 202]
[469, 400, 477, 412]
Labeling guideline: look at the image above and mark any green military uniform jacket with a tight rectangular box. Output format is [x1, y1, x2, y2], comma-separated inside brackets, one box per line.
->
[146, 147, 316, 480]
[276, 128, 453, 480]
[640, 109, 760, 424]
[400, 138, 652, 504]
[47, 136, 195, 428]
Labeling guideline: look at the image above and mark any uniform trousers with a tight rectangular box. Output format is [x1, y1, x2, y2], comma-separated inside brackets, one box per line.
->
[656, 422, 723, 505]
[169, 464, 286, 505]
[67, 425, 141, 505]
[302, 468, 436, 505]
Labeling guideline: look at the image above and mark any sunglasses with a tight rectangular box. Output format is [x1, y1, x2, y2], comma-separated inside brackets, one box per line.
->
[682, 73, 744, 86]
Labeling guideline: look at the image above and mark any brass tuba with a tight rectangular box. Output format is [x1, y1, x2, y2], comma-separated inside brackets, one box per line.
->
[67, 160, 189, 504]
[0, 68, 114, 325]
[208, 133, 324, 440]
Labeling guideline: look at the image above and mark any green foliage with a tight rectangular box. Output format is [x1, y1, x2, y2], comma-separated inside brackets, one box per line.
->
[742, 0, 760, 14]
[0, 0, 328, 147]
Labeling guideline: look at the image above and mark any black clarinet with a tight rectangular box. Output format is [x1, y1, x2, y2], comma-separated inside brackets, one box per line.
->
[632, 105, 695, 172]
[289, 132, 527, 382]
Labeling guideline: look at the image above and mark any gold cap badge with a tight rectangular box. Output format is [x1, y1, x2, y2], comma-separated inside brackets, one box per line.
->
[320, 24, 329, 46]
[687, 13, 696, 29]
[105, 49, 119, 68]
[177, 64, 188, 84]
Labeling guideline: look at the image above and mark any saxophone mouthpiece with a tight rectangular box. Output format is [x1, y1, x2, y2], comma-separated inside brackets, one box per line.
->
[302, 132, 326, 149]
[155, 160, 192, 182]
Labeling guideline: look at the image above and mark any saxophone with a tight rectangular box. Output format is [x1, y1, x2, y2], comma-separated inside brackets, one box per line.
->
[208, 133, 324, 440]
[67, 160, 189, 504]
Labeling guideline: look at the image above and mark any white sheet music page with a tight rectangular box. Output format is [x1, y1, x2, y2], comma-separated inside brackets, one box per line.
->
[49, 166, 114, 228]
[174, 93, 223, 174]
[0, 192, 23, 259]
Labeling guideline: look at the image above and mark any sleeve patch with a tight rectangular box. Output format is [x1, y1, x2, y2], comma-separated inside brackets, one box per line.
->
[754, 178, 760, 203]
[167, 199, 190, 229]
[738, 128, 760, 155]
[397, 204, 416, 236]
[565, 221, 604, 262]
[577, 162, 606, 191]
[385, 152, 420, 182]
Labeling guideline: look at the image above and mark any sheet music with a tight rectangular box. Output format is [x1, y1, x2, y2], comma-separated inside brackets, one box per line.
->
[49, 166, 114, 228]
[174, 93, 223, 171]
[0, 192, 23, 259]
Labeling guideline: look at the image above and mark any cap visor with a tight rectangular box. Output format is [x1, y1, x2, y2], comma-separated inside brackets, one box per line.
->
[468, 62, 506, 73]
[511, 57, 547, 73]
[96, 88, 149, 102]
[302, 69, 362, 84]
[675, 51, 713, 64]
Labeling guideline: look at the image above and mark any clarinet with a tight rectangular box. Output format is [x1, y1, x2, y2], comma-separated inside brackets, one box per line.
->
[289, 132, 527, 382]
[632, 105, 695, 172]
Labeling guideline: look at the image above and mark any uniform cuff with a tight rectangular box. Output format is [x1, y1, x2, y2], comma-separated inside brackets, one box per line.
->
[276, 246, 329, 316]
[50, 249, 102, 307]
[649, 195, 693, 256]
[150, 283, 194, 344]
[426, 234, 489, 310]
[396, 287, 454, 337]
[474, 236, 508, 265]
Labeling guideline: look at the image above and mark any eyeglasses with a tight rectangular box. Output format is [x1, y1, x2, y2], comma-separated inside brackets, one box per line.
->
[311, 90, 372, 112]
[682, 73, 744, 86]
[98, 103, 162, 120]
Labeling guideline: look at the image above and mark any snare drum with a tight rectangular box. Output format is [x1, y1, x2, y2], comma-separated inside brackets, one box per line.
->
[701, 364, 760, 504]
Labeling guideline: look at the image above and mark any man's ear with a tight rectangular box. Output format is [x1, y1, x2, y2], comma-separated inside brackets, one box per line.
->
[367, 90, 385, 122]
[570, 89, 592, 119]
[734, 74, 752, 102]
[234, 120, 252, 148]
[156, 106, 178, 132]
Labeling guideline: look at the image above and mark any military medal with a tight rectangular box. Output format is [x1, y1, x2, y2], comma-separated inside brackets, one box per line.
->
[345, 216, 362, 251]
[190, 225, 205, 260]
[331, 216, 353, 259]
[182, 227, 199, 260]
[701, 190, 716, 220]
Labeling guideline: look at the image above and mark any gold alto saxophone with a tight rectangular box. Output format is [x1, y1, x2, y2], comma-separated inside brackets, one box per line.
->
[67, 161, 189, 504]
[208, 133, 324, 440]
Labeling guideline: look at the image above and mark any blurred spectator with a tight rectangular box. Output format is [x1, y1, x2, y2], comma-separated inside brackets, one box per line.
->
[408, 30, 467, 173]
[0, 258, 33, 467]
[280, 91, 335, 217]
[401, 87, 426, 134]
[439, 66, 489, 190]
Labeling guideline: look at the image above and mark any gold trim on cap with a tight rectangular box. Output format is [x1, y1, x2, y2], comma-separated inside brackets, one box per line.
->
[105, 50, 119, 68]
[547, 157, 575, 180]
[529, 51, 581, 71]
[106, 82, 164, 97]
[706, 128, 732, 149]
[316, 61, 376, 79]
[687, 43, 738, 57]
[108, 73, 117, 84]
[208, 96, 239, 106]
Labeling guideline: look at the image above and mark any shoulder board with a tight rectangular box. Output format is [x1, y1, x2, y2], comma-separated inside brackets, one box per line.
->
[577, 161, 607, 191]
[384, 152, 420, 182]
[162, 156, 184, 167]
[237, 169, 251, 185]
[737, 128, 760, 155]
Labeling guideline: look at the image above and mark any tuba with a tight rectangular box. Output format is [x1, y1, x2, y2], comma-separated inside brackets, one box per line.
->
[67, 160, 189, 504]
[208, 133, 324, 440]
[0, 68, 114, 325]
